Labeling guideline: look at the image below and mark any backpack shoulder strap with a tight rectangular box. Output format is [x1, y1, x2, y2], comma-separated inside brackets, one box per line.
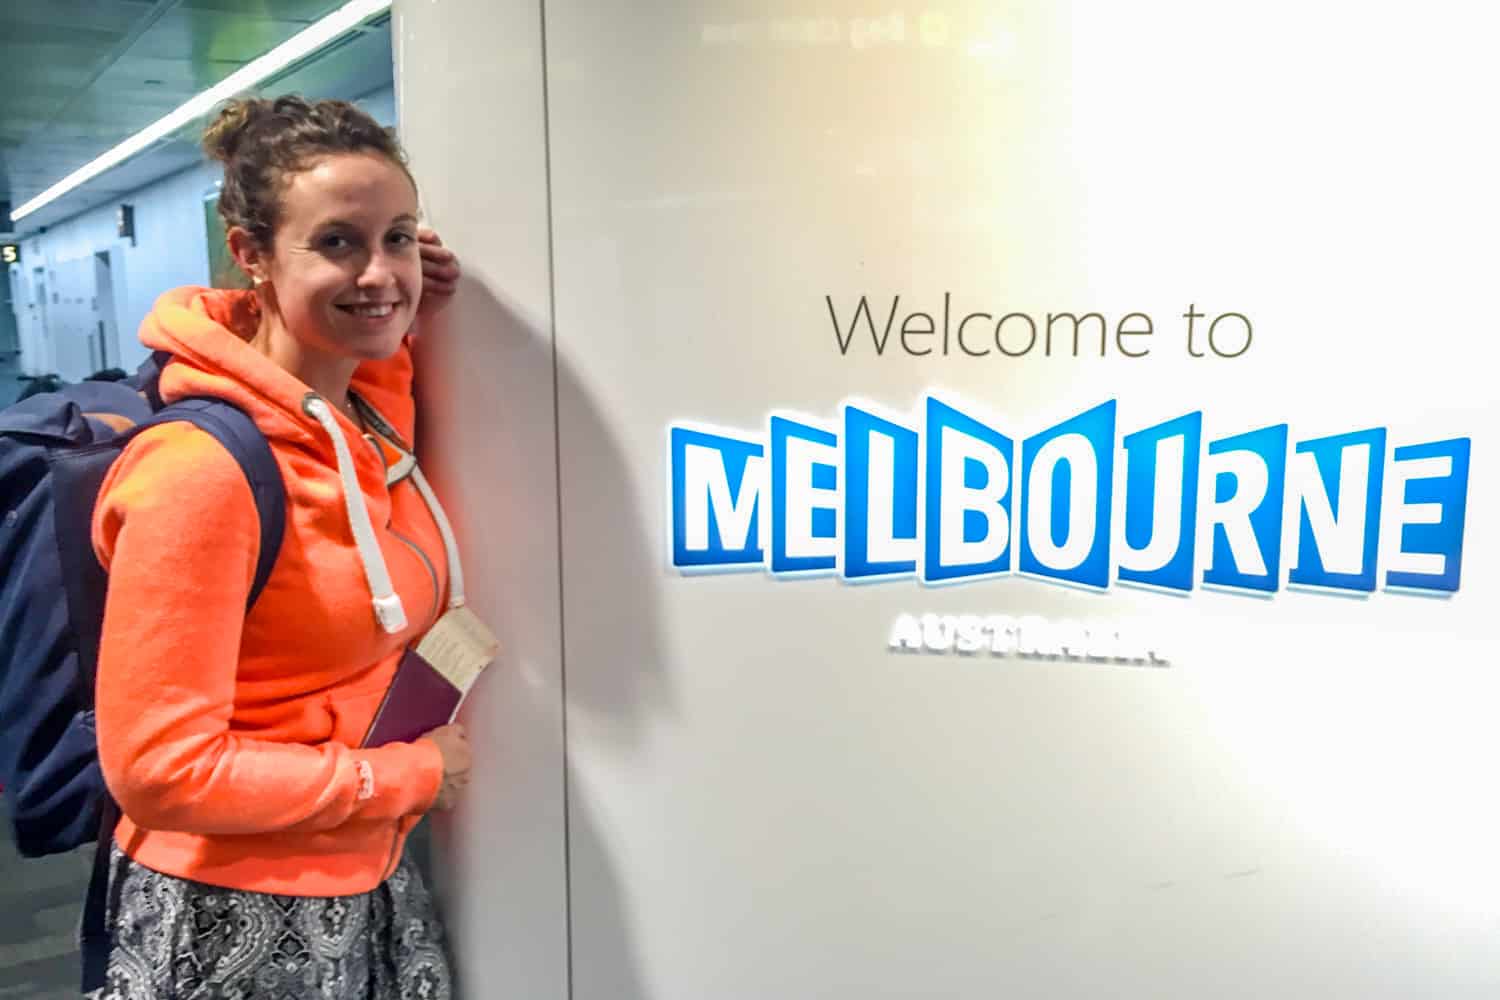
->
[125, 350, 170, 409]
[145, 397, 286, 608]
[51, 399, 285, 702]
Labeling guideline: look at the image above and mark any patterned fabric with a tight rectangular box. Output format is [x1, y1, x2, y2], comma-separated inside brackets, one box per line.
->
[91, 845, 451, 1000]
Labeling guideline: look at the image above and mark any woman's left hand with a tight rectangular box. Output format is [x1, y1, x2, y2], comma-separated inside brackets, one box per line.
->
[416, 227, 460, 318]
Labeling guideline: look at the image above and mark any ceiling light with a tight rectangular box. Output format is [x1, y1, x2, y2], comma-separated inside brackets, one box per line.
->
[12, 0, 391, 222]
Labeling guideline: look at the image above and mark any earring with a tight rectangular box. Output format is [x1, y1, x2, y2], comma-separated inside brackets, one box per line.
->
[252, 275, 264, 287]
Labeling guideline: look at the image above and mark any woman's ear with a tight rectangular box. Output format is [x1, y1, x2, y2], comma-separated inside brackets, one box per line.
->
[227, 226, 268, 286]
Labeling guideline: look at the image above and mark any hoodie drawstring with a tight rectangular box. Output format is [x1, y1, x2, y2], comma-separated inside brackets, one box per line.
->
[409, 465, 466, 608]
[303, 394, 408, 634]
[302, 392, 469, 634]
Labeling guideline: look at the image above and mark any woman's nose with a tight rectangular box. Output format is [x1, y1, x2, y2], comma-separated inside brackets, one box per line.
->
[356, 249, 397, 288]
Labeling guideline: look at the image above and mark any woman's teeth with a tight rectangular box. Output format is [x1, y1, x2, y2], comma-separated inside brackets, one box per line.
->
[343, 304, 394, 318]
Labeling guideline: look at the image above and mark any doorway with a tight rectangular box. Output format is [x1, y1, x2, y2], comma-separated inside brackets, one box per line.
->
[93, 251, 120, 372]
[28, 266, 51, 376]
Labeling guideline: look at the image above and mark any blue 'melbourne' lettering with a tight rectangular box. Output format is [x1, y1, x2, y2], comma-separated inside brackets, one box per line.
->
[1203, 424, 1287, 593]
[670, 426, 764, 568]
[1385, 438, 1470, 593]
[667, 400, 1470, 596]
[770, 415, 839, 574]
[1289, 428, 1386, 592]
[844, 404, 919, 579]
[1118, 411, 1201, 592]
[922, 396, 1014, 583]
[1020, 401, 1115, 589]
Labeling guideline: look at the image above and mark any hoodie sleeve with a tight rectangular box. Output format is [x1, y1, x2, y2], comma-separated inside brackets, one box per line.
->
[91, 423, 444, 836]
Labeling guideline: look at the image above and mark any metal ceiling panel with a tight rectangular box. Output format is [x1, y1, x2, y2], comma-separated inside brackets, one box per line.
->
[177, 0, 345, 18]
[0, 0, 385, 231]
[4, 12, 395, 232]
[132, 8, 331, 63]
[0, 44, 117, 129]
[3, 0, 151, 33]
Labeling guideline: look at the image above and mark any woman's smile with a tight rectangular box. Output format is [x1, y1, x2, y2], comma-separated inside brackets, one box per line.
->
[336, 301, 402, 320]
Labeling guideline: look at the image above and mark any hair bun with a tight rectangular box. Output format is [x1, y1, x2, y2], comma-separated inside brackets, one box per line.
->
[203, 98, 291, 163]
[202, 100, 254, 163]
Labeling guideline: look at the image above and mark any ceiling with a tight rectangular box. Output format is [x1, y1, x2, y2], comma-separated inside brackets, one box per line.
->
[0, 0, 393, 234]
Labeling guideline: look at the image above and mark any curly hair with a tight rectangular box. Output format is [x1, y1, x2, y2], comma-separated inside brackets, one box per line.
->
[202, 95, 415, 249]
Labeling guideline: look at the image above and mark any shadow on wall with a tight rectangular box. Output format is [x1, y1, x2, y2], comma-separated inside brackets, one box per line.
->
[413, 277, 673, 1000]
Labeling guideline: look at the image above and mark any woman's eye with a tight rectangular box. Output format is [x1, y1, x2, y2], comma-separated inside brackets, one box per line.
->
[320, 234, 351, 250]
[388, 231, 415, 248]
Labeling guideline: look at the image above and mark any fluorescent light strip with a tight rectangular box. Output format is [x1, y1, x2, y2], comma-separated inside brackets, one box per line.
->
[13, 0, 392, 222]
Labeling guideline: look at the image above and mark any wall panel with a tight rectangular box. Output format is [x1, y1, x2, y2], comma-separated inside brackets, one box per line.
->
[406, 2, 1499, 997]
[543, 3, 1500, 999]
[394, 4, 568, 999]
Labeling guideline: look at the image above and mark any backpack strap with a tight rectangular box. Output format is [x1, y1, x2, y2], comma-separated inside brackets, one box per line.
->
[125, 350, 170, 410]
[147, 397, 287, 607]
[76, 396, 285, 994]
[53, 399, 286, 695]
[79, 799, 120, 992]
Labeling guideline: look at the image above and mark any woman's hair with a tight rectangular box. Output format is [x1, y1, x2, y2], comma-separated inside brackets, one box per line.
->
[202, 95, 414, 249]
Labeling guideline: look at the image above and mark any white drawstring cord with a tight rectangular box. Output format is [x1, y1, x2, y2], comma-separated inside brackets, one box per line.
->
[350, 392, 468, 611]
[409, 465, 465, 609]
[303, 394, 408, 634]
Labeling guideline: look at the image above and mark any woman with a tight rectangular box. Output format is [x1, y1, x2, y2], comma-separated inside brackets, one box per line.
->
[90, 95, 472, 999]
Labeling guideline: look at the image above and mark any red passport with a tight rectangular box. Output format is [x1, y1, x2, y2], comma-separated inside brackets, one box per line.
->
[363, 648, 463, 747]
[362, 606, 498, 748]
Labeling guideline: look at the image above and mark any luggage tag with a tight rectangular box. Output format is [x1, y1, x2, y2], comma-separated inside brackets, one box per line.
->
[412, 604, 499, 704]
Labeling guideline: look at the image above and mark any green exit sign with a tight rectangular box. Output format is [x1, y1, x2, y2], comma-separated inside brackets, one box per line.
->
[1, 244, 18, 266]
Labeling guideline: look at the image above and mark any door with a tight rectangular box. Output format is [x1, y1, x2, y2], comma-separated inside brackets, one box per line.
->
[93, 250, 121, 372]
[27, 266, 52, 377]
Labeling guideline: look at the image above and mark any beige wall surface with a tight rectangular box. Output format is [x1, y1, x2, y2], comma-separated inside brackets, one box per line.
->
[402, 2, 1500, 997]
[395, 2, 568, 998]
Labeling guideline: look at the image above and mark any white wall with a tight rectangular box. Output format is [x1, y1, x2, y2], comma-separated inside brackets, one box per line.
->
[5, 86, 396, 377]
[404, 1, 1500, 999]
[393, 3, 570, 997]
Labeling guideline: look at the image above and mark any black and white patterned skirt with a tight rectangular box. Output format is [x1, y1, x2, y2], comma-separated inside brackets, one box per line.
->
[91, 844, 452, 1000]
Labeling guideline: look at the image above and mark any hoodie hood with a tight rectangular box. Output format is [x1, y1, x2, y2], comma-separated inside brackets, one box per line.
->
[141, 286, 418, 449]
[139, 285, 459, 637]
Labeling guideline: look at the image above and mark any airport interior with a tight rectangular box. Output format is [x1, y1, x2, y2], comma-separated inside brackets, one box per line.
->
[1, 1, 1496, 998]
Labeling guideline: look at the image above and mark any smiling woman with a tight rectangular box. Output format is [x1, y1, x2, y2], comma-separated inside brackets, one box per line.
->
[84, 96, 471, 1000]
[206, 98, 425, 401]
[238, 153, 422, 387]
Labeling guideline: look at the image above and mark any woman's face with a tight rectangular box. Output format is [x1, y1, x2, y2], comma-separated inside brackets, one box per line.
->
[260, 152, 421, 362]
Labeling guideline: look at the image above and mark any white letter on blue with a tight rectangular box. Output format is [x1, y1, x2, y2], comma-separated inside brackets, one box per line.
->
[1385, 438, 1470, 593]
[671, 426, 765, 568]
[1117, 412, 1201, 592]
[1020, 401, 1116, 589]
[1203, 424, 1287, 593]
[844, 404, 919, 579]
[1289, 428, 1386, 592]
[922, 396, 1014, 583]
[770, 415, 839, 574]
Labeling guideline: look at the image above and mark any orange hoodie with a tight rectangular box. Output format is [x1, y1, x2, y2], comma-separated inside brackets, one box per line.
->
[91, 286, 448, 896]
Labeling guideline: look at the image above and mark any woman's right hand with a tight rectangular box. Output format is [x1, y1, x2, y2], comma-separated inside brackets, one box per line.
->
[420, 723, 472, 811]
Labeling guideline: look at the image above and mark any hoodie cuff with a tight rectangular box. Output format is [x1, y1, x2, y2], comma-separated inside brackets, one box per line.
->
[353, 738, 445, 820]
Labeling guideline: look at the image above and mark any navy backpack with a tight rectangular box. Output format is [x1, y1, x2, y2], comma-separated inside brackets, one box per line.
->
[0, 352, 286, 990]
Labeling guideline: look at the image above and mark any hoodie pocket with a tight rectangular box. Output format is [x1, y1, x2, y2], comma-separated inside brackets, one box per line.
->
[325, 670, 397, 748]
